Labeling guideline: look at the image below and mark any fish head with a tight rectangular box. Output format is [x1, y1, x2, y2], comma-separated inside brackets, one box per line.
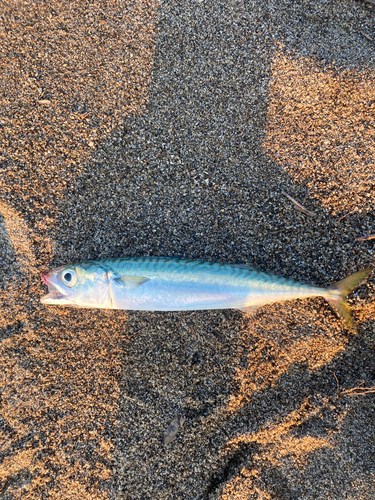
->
[41, 262, 111, 308]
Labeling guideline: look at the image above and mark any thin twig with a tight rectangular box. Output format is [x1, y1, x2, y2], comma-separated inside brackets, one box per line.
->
[337, 209, 357, 222]
[341, 381, 375, 396]
[355, 234, 375, 242]
[333, 377, 375, 398]
[281, 191, 316, 217]
[360, 31, 373, 41]
[333, 372, 340, 399]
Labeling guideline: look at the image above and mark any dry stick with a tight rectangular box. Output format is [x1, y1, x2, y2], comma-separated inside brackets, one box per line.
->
[360, 31, 373, 41]
[342, 382, 375, 396]
[333, 377, 375, 398]
[337, 209, 357, 222]
[333, 372, 340, 399]
[281, 191, 316, 217]
[355, 235, 375, 242]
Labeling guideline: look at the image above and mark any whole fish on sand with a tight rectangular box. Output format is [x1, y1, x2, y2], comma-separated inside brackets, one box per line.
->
[41, 257, 371, 330]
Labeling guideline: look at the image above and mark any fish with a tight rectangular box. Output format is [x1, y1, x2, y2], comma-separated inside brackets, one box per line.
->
[41, 257, 372, 330]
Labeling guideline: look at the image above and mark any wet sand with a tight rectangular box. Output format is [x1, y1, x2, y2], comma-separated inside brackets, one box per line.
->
[0, 0, 374, 498]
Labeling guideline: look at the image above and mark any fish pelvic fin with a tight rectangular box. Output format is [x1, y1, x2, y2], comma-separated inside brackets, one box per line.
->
[326, 268, 372, 331]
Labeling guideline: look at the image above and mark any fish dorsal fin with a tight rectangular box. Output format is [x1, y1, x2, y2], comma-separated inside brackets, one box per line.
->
[113, 276, 150, 289]
[239, 305, 260, 314]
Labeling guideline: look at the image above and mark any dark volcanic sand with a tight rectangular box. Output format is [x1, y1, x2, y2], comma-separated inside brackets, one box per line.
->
[0, 0, 374, 499]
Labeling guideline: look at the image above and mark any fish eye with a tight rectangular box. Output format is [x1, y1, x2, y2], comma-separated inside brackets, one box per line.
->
[61, 269, 77, 287]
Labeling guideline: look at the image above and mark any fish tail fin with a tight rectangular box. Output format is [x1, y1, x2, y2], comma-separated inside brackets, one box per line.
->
[326, 268, 372, 331]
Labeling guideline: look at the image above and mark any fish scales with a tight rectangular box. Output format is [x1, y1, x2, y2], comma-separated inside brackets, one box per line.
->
[104, 257, 314, 311]
[41, 257, 372, 330]
[104, 257, 291, 287]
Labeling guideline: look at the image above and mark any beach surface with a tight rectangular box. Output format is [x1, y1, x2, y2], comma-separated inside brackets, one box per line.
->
[0, 0, 374, 498]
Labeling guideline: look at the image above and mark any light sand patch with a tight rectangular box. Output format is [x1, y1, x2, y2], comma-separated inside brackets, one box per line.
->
[0, 201, 37, 275]
[221, 399, 332, 499]
[264, 47, 375, 215]
[226, 399, 331, 464]
[228, 304, 346, 413]
[0, 0, 160, 223]
[0, 310, 128, 499]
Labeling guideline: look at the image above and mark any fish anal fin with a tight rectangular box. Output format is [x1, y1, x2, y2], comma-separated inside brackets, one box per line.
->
[239, 305, 260, 314]
[113, 276, 150, 289]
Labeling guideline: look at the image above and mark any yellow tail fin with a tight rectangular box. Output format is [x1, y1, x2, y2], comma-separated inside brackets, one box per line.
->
[326, 268, 372, 331]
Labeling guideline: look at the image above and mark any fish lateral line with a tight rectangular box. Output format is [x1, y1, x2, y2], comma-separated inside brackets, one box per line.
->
[40, 257, 372, 330]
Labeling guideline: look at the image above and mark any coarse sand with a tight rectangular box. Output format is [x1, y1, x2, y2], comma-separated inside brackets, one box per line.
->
[0, 0, 374, 499]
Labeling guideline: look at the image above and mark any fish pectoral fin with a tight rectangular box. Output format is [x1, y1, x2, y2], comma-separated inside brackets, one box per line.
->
[112, 276, 150, 289]
[238, 305, 260, 314]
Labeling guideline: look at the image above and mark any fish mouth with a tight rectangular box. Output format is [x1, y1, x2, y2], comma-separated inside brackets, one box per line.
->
[41, 272, 71, 305]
